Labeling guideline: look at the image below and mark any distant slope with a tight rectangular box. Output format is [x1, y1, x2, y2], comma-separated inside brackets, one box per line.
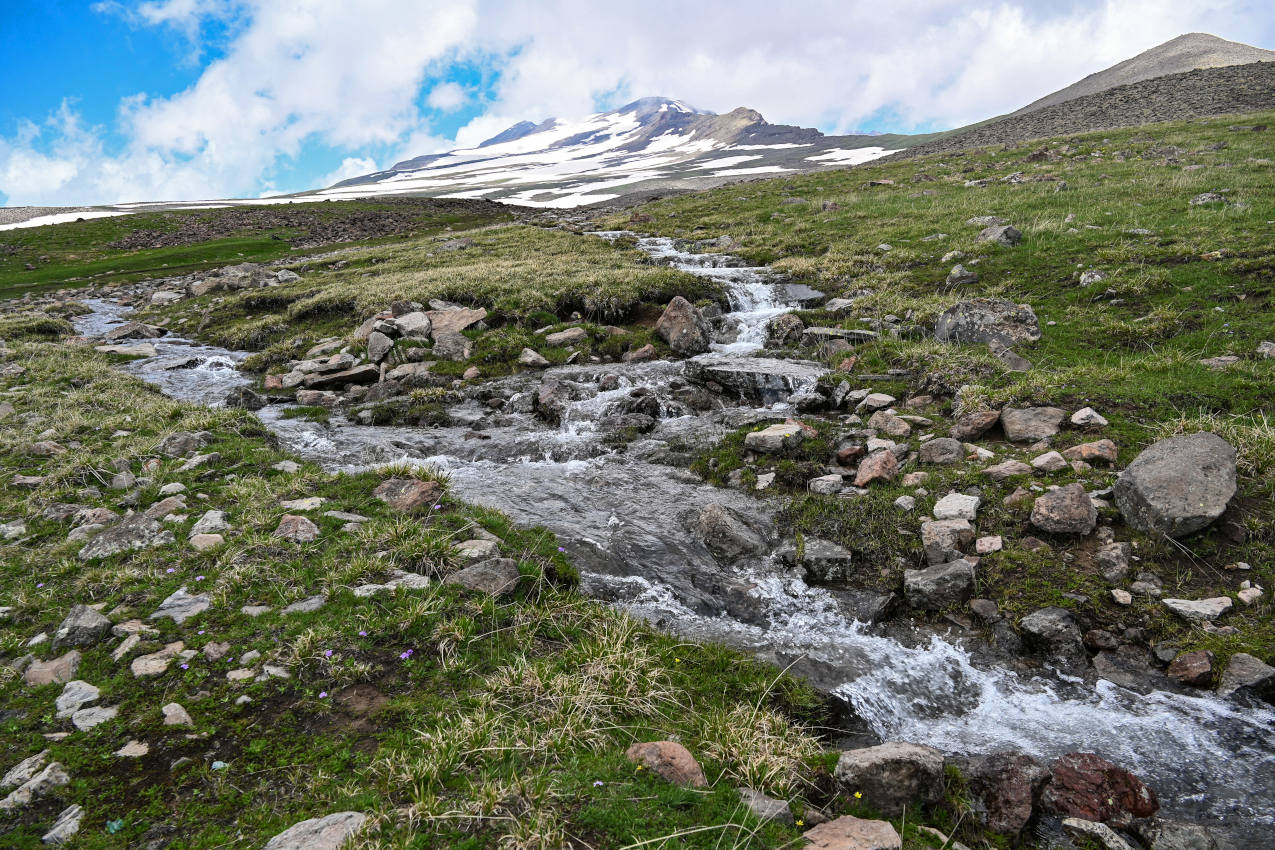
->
[894, 61, 1275, 159]
[1014, 32, 1275, 115]
[310, 97, 918, 208]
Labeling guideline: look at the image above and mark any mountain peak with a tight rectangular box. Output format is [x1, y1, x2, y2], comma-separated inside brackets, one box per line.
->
[1014, 32, 1275, 115]
[615, 96, 714, 119]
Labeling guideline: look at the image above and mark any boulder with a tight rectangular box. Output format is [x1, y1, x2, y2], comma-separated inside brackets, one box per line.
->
[655, 296, 712, 355]
[1062, 818, 1137, 850]
[919, 437, 964, 464]
[934, 298, 1040, 348]
[1166, 651, 1215, 687]
[976, 224, 1023, 245]
[744, 422, 804, 454]
[366, 331, 394, 362]
[77, 515, 174, 561]
[803, 816, 901, 850]
[0, 762, 70, 812]
[951, 410, 1000, 441]
[302, 365, 380, 389]
[373, 478, 442, 512]
[224, 386, 266, 410]
[263, 812, 368, 850]
[853, 449, 898, 487]
[1000, 407, 1064, 442]
[965, 752, 1050, 836]
[689, 503, 767, 562]
[392, 311, 432, 338]
[431, 331, 473, 361]
[1113, 433, 1236, 538]
[52, 605, 112, 649]
[779, 537, 854, 583]
[625, 741, 707, 787]
[904, 559, 976, 610]
[1030, 484, 1097, 535]
[54, 680, 99, 718]
[1019, 607, 1084, 659]
[1041, 752, 1158, 826]
[834, 742, 945, 816]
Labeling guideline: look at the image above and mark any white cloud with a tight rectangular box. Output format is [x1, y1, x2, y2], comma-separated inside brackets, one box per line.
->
[426, 82, 469, 112]
[3, 0, 1273, 206]
[318, 156, 380, 187]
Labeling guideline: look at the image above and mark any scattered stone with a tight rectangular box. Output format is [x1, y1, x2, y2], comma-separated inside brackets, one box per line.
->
[1019, 607, 1084, 659]
[23, 651, 81, 687]
[975, 535, 1003, 554]
[1001, 407, 1065, 443]
[132, 642, 184, 677]
[834, 742, 944, 816]
[965, 752, 1050, 836]
[808, 474, 844, 495]
[273, 514, 320, 543]
[1071, 407, 1109, 427]
[893, 495, 916, 512]
[625, 741, 707, 787]
[1162, 597, 1232, 622]
[905, 559, 976, 610]
[1113, 433, 1237, 538]
[1216, 653, 1275, 702]
[149, 587, 210, 624]
[262, 811, 369, 850]
[933, 493, 980, 521]
[373, 477, 442, 512]
[854, 450, 898, 487]
[738, 787, 794, 825]
[115, 740, 149, 758]
[976, 224, 1023, 246]
[71, 705, 118, 731]
[0, 762, 69, 812]
[77, 514, 175, 561]
[444, 558, 520, 595]
[54, 680, 99, 719]
[859, 392, 896, 412]
[190, 533, 224, 551]
[1166, 651, 1215, 687]
[1096, 542, 1132, 582]
[1061, 818, 1137, 850]
[1, 751, 48, 789]
[162, 702, 193, 726]
[545, 327, 588, 346]
[52, 605, 112, 649]
[273, 460, 301, 473]
[1111, 589, 1132, 605]
[1030, 483, 1097, 535]
[921, 518, 974, 565]
[1041, 751, 1158, 825]
[1031, 451, 1067, 472]
[516, 347, 550, 367]
[455, 538, 500, 562]
[919, 437, 964, 464]
[224, 386, 266, 410]
[951, 410, 1000, 441]
[41, 803, 85, 845]
[984, 460, 1032, 481]
[282, 595, 327, 615]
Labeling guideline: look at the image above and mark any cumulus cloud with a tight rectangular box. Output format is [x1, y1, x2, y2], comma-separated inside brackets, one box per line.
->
[2, 0, 1272, 205]
[318, 156, 380, 187]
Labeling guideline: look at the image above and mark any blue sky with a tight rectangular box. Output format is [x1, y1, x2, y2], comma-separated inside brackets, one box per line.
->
[1, 0, 1272, 206]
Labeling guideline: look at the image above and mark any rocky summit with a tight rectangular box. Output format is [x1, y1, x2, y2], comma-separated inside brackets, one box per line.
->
[0, 28, 1273, 850]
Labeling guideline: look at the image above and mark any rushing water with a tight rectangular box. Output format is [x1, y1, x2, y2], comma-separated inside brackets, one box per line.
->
[74, 235, 1275, 845]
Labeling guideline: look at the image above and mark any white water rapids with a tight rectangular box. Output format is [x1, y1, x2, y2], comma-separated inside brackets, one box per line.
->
[75, 234, 1275, 846]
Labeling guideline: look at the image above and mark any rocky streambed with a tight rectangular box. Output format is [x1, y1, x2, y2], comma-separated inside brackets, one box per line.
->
[71, 235, 1275, 846]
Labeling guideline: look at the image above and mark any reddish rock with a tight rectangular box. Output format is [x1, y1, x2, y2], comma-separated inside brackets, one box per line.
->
[965, 752, 1050, 836]
[1041, 752, 1159, 826]
[951, 410, 1000, 441]
[373, 478, 442, 512]
[625, 741, 706, 788]
[854, 450, 898, 487]
[23, 651, 82, 686]
[1166, 650, 1215, 687]
[803, 816, 901, 850]
[1063, 439, 1118, 464]
[836, 445, 866, 465]
[426, 307, 486, 335]
[622, 343, 656, 363]
[263, 374, 284, 390]
[274, 515, 319, 543]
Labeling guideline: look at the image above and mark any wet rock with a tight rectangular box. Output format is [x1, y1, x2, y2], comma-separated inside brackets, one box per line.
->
[1000, 407, 1064, 443]
[655, 296, 711, 355]
[780, 537, 854, 583]
[1042, 751, 1159, 825]
[834, 742, 944, 816]
[921, 518, 974, 565]
[738, 787, 793, 825]
[303, 364, 380, 389]
[690, 503, 767, 562]
[263, 811, 369, 850]
[1216, 652, 1275, 703]
[444, 558, 521, 595]
[919, 437, 964, 464]
[935, 298, 1040, 348]
[1162, 597, 1232, 622]
[904, 559, 976, 610]
[274, 514, 320, 543]
[1062, 818, 1136, 850]
[854, 450, 898, 487]
[744, 422, 804, 453]
[149, 587, 211, 624]
[1113, 433, 1237, 538]
[52, 605, 111, 649]
[77, 515, 174, 561]
[1166, 651, 1214, 687]
[625, 741, 706, 787]
[965, 751, 1050, 836]
[1030, 484, 1097, 535]
[23, 651, 81, 686]
[373, 477, 442, 512]
[224, 386, 266, 410]
[1019, 607, 1084, 660]
[42, 803, 84, 844]
[684, 354, 827, 404]
[1130, 819, 1223, 850]
[767, 313, 805, 347]
[803, 816, 901, 850]
[103, 320, 165, 341]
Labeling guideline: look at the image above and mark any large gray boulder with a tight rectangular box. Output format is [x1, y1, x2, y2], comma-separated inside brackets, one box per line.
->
[77, 516, 174, 561]
[655, 296, 712, 355]
[263, 812, 368, 850]
[834, 742, 945, 816]
[52, 606, 112, 649]
[1113, 433, 1237, 538]
[934, 298, 1040, 348]
[1216, 652, 1275, 703]
[904, 559, 976, 609]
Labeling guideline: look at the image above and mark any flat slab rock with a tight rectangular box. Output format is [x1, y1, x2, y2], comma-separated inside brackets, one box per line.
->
[263, 811, 368, 850]
[803, 816, 901, 850]
[149, 587, 211, 624]
[683, 354, 827, 403]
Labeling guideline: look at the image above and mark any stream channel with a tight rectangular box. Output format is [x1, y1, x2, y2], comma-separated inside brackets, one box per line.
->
[74, 233, 1275, 846]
